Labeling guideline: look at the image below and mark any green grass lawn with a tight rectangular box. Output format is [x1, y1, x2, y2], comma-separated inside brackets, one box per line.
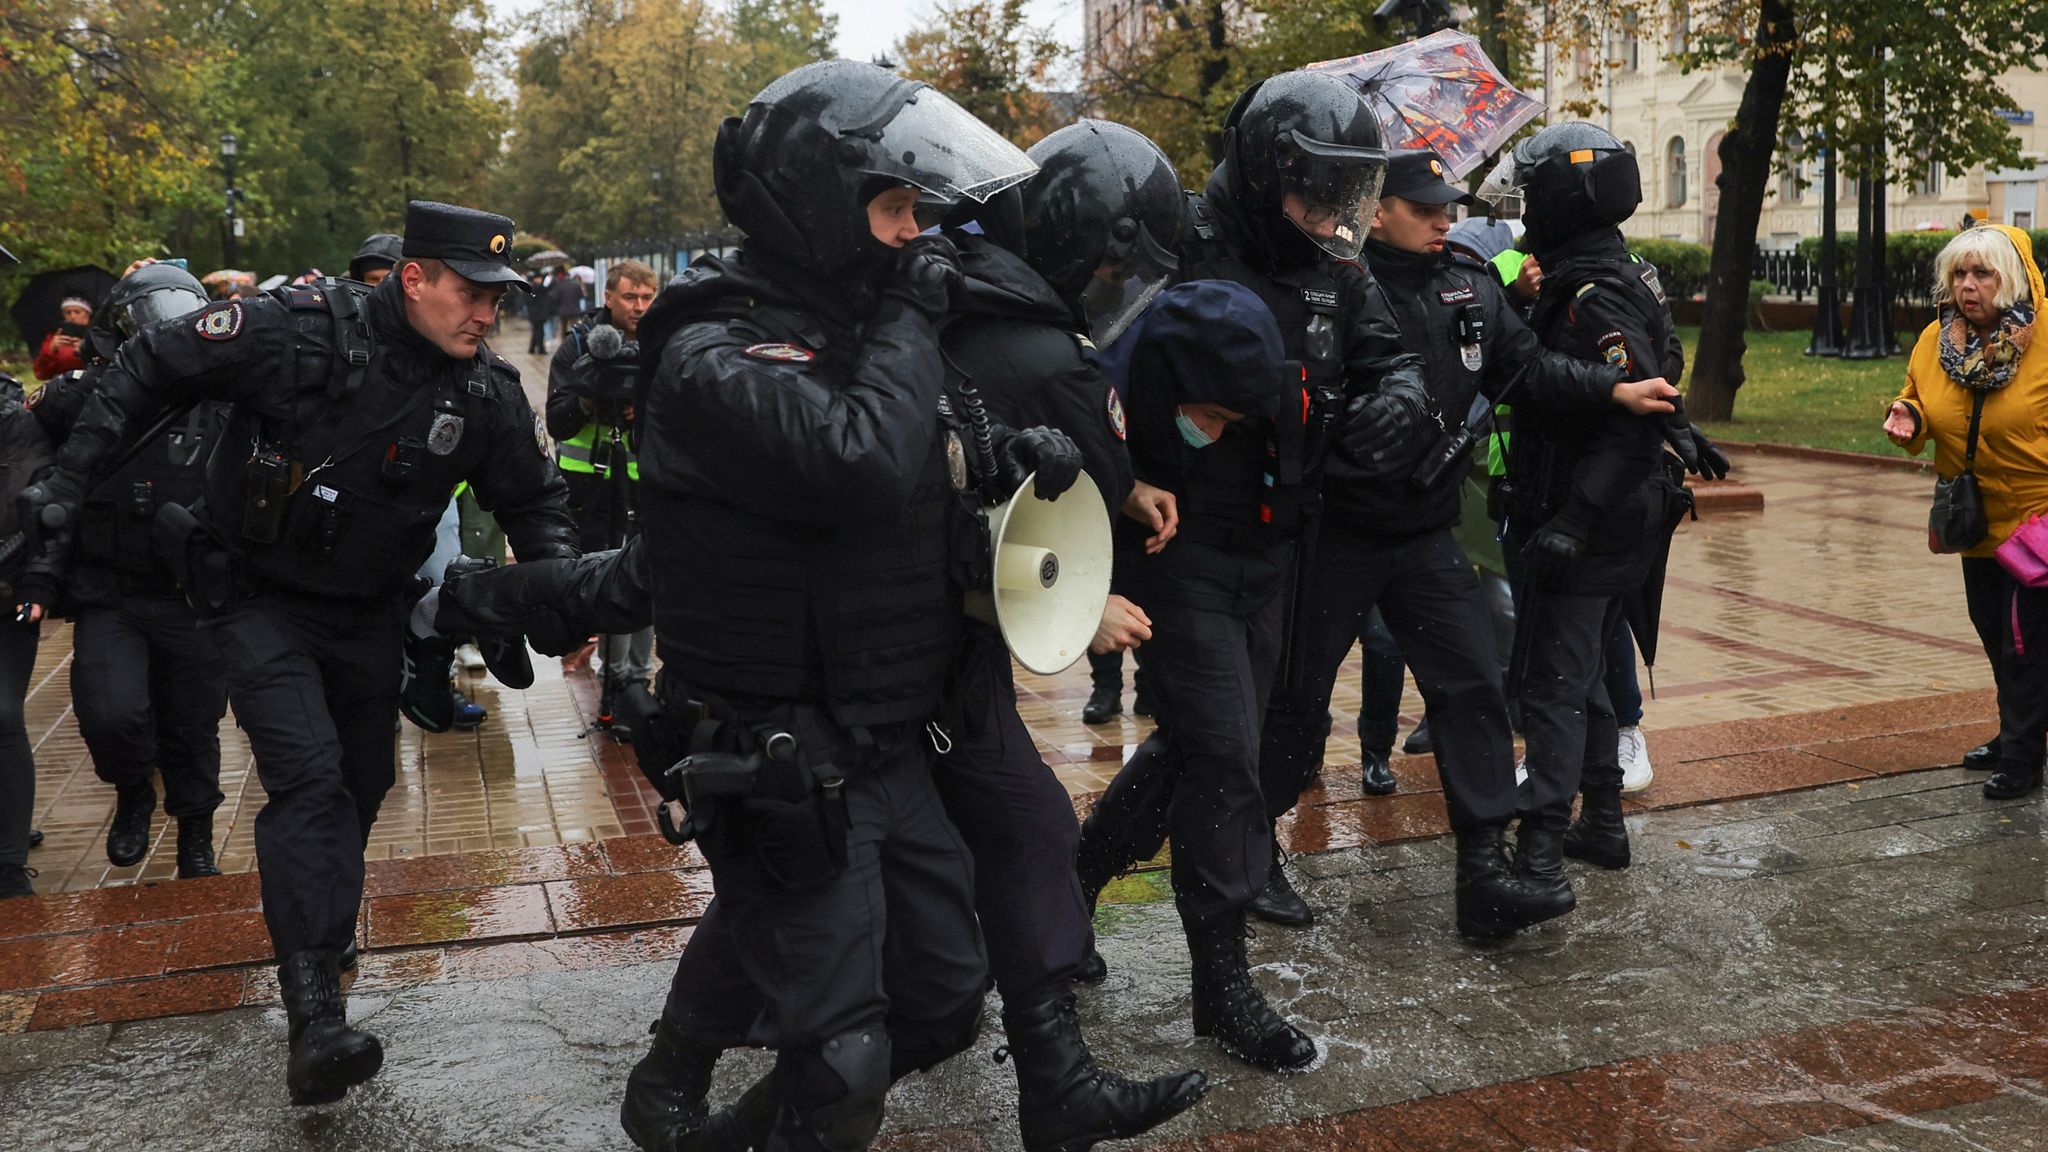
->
[1682, 324, 1925, 456]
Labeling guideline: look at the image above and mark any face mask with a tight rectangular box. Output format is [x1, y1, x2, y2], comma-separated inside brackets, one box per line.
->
[1175, 412, 1216, 449]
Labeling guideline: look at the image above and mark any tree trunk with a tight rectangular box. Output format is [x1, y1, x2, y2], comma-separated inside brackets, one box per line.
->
[1685, 0, 1795, 422]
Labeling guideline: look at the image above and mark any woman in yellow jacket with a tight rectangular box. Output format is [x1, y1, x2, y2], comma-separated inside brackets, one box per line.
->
[1886, 224, 2048, 800]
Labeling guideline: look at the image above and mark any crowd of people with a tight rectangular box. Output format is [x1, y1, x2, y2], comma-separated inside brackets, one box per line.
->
[0, 49, 2043, 1152]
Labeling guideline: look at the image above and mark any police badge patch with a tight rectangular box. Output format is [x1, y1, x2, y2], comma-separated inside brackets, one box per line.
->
[1460, 344, 1484, 372]
[194, 302, 244, 341]
[1106, 388, 1127, 441]
[1596, 330, 1632, 372]
[427, 411, 465, 456]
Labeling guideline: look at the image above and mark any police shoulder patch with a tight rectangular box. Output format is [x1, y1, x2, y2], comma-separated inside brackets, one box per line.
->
[742, 342, 814, 364]
[194, 302, 244, 341]
[1106, 387, 1127, 442]
[1596, 330, 1632, 371]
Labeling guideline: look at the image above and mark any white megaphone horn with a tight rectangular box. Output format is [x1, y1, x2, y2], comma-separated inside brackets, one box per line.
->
[964, 470, 1114, 675]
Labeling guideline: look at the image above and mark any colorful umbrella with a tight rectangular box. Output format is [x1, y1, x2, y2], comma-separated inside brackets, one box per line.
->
[1308, 29, 1543, 180]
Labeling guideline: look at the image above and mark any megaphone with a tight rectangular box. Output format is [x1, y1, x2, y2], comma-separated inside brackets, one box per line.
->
[964, 470, 1114, 675]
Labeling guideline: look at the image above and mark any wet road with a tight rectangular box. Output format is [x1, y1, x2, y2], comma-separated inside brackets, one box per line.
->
[3, 767, 2045, 1150]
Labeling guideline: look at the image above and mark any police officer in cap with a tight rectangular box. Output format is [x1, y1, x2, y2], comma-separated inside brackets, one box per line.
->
[17, 200, 578, 1106]
[348, 233, 404, 286]
[1074, 279, 1321, 1073]
[1479, 123, 1724, 899]
[1162, 69, 1429, 930]
[618, 61, 1088, 1152]
[28, 262, 233, 880]
[1258, 148, 1684, 939]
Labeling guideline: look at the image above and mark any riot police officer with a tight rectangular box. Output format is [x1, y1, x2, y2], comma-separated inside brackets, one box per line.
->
[17, 201, 579, 1106]
[1073, 278, 1318, 1072]
[618, 61, 1082, 1152]
[1260, 149, 1682, 939]
[1147, 70, 1428, 934]
[347, 233, 403, 286]
[29, 263, 231, 879]
[1479, 123, 1724, 898]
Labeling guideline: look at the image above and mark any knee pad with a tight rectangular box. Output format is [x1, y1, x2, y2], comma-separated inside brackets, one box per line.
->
[888, 996, 984, 1080]
[780, 1029, 891, 1152]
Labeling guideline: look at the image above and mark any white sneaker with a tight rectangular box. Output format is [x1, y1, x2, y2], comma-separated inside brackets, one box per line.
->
[1618, 726, 1653, 793]
[456, 643, 487, 671]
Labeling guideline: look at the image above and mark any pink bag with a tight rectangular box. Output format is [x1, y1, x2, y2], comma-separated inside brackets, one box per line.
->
[1995, 513, 2048, 588]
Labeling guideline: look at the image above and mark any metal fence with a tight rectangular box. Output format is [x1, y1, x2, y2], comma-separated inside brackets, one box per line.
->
[590, 228, 746, 287]
[1744, 250, 1936, 308]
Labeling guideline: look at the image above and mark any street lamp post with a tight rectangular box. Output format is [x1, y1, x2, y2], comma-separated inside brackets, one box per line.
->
[220, 132, 241, 268]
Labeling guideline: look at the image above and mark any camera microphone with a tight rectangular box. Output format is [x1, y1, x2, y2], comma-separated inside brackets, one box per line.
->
[587, 324, 624, 360]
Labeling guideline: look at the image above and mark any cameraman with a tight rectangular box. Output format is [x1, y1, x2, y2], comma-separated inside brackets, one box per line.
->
[547, 260, 657, 722]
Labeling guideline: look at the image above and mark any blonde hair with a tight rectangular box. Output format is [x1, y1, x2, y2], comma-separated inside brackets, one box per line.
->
[1934, 227, 2031, 311]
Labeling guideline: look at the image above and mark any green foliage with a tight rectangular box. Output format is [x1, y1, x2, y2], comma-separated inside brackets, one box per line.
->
[894, 0, 1063, 148]
[1631, 238, 1710, 282]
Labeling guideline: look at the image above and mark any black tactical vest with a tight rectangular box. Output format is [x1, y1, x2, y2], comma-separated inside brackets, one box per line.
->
[73, 399, 227, 601]
[647, 294, 964, 731]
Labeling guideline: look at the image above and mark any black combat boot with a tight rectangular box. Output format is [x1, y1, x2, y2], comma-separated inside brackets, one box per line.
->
[1187, 916, 1316, 1073]
[1000, 989, 1209, 1152]
[278, 951, 383, 1105]
[1562, 786, 1631, 869]
[1455, 825, 1573, 939]
[1513, 810, 1577, 915]
[1962, 740, 1998, 770]
[1359, 748, 1397, 796]
[0, 864, 34, 899]
[1246, 840, 1313, 928]
[177, 815, 221, 878]
[619, 1016, 723, 1151]
[1402, 717, 1435, 755]
[1081, 682, 1122, 725]
[106, 779, 157, 867]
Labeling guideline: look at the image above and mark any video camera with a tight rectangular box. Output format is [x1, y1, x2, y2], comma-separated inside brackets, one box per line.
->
[574, 323, 640, 428]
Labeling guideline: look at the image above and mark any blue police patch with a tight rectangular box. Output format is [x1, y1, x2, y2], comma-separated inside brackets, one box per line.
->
[194, 302, 244, 341]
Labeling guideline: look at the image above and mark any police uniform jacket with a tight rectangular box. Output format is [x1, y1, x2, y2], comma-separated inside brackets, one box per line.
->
[31, 365, 230, 606]
[944, 233, 1134, 520]
[635, 247, 962, 731]
[1511, 226, 1684, 593]
[49, 277, 578, 601]
[1356, 237, 1625, 538]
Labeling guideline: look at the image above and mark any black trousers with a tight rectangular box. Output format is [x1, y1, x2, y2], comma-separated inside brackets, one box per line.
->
[1516, 588, 1625, 817]
[665, 730, 986, 1055]
[205, 594, 404, 957]
[1962, 557, 2048, 775]
[0, 622, 41, 870]
[1260, 525, 1518, 834]
[71, 596, 228, 819]
[1079, 587, 1282, 930]
[932, 623, 1091, 1005]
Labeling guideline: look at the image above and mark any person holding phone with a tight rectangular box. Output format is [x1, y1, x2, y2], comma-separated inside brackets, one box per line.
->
[32, 297, 93, 380]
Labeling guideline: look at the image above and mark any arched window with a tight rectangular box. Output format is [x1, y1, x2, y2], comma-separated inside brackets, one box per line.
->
[1666, 137, 1688, 208]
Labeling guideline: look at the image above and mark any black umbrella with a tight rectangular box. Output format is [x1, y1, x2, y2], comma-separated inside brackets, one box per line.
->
[1621, 467, 1698, 698]
[10, 265, 117, 352]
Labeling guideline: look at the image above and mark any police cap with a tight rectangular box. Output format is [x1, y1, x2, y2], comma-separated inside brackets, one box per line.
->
[402, 201, 531, 292]
[1381, 149, 1474, 206]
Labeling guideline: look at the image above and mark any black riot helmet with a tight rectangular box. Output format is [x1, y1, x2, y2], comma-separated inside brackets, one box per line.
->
[1479, 122, 1641, 255]
[348, 232, 404, 282]
[1018, 120, 1186, 348]
[1220, 70, 1388, 265]
[94, 262, 209, 359]
[713, 59, 1037, 278]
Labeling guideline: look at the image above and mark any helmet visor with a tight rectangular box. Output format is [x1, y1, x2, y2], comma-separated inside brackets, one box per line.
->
[1475, 153, 1526, 218]
[1276, 133, 1387, 261]
[1078, 219, 1178, 349]
[857, 87, 1038, 205]
[117, 287, 209, 338]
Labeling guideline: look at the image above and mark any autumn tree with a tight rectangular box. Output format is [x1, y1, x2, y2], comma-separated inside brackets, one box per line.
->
[894, 0, 1063, 148]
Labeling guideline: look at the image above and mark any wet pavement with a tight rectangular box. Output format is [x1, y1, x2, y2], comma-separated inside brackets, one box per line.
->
[3, 767, 2044, 1150]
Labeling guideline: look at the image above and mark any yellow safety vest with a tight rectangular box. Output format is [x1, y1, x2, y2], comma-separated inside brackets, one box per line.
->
[556, 423, 639, 481]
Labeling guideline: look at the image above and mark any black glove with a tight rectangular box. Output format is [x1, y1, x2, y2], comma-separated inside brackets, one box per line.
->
[1337, 392, 1426, 477]
[997, 426, 1083, 501]
[881, 234, 964, 319]
[1525, 520, 1587, 584]
[1664, 421, 1730, 481]
[16, 471, 87, 556]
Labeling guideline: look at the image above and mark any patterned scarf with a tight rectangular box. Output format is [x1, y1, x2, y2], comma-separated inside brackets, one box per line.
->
[1939, 301, 2034, 391]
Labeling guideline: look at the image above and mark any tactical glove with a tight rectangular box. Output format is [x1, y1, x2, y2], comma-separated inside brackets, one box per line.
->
[881, 234, 965, 319]
[998, 425, 1084, 501]
[16, 471, 87, 557]
[1663, 421, 1729, 480]
[1337, 392, 1427, 476]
